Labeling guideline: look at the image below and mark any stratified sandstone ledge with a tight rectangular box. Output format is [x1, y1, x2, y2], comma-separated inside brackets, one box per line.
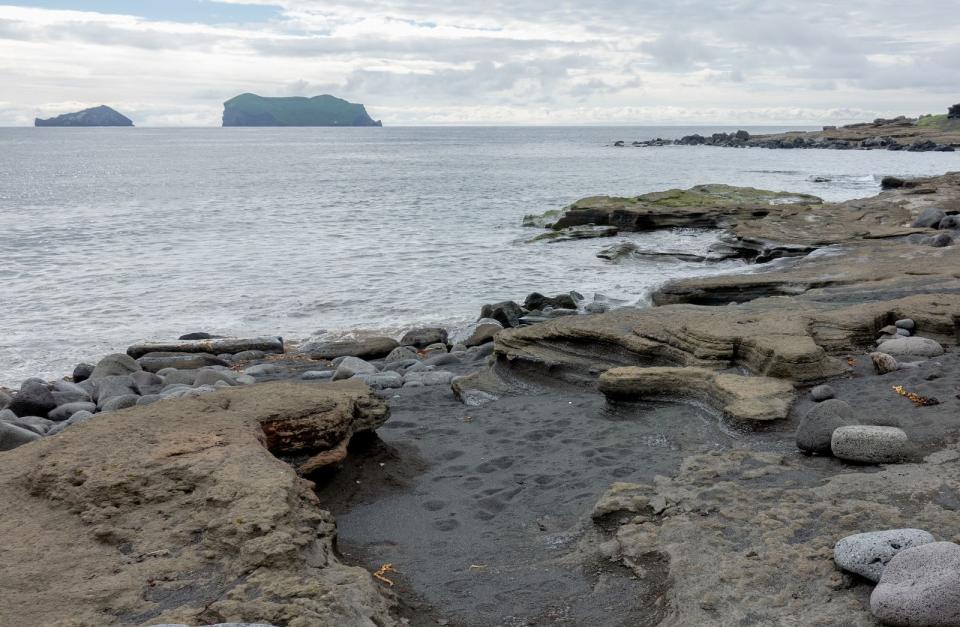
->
[599, 367, 794, 422]
[0, 381, 397, 627]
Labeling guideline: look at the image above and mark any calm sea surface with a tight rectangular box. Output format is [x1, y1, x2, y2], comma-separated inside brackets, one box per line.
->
[0, 126, 957, 386]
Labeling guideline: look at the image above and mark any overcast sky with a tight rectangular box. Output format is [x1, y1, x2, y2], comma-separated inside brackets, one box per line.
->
[0, 0, 958, 126]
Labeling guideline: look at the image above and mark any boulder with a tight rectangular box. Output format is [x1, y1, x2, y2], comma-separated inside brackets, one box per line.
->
[831, 426, 909, 463]
[89, 353, 142, 380]
[599, 367, 795, 422]
[403, 371, 456, 387]
[127, 336, 284, 359]
[423, 353, 461, 367]
[351, 371, 404, 390]
[399, 328, 449, 348]
[7, 381, 57, 418]
[870, 352, 900, 375]
[93, 375, 139, 408]
[524, 292, 578, 311]
[384, 346, 420, 363]
[479, 301, 525, 328]
[301, 337, 399, 361]
[796, 399, 858, 455]
[131, 371, 165, 395]
[0, 391, 9, 411]
[834, 529, 935, 583]
[2, 414, 54, 435]
[333, 357, 379, 381]
[810, 385, 836, 402]
[871, 542, 960, 626]
[912, 207, 946, 228]
[929, 232, 954, 247]
[877, 337, 944, 358]
[48, 402, 97, 422]
[137, 352, 229, 373]
[100, 395, 140, 413]
[449, 319, 504, 348]
[894, 319, 915, 331]
[0, 421, 41, 451]
[193, 370, 238, 388]
[71, 362, 95, 383]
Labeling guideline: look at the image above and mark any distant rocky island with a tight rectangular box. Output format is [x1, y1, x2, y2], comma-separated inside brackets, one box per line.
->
[222, 93, 382, 127]
[34, 105, 133, 127]
[619, 103, 960, 152]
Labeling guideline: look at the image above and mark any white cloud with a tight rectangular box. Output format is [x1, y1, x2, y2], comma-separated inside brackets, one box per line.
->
[0, 1, 958, 126]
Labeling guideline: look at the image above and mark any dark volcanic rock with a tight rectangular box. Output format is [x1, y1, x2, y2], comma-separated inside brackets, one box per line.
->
[301, 336, 399, 360]
[71, 362, 95, 383]
[524, 292, 578, 311]
[400, 328, 448, 348]
[7, 381, 57, 418]
[950, 104, 960, 119]
[480, 301, 525, 328]
[35, 105, 133, 127]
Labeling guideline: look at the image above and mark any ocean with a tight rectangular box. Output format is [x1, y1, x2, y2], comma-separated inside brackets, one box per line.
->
[0, 126, 956, 386]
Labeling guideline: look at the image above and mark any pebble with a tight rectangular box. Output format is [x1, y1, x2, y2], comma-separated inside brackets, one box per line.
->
[810, 384, 836, 402]
[894, 318, 915, 330]
[895, 328, 910, 337]
[871, 542, 960, 626]
[834, 529, 935, 582]
[796, 399, 857, 455]
[831, 425, 909, 463]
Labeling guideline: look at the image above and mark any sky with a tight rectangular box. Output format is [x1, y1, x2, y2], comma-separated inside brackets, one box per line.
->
[0, 0, 958, 126]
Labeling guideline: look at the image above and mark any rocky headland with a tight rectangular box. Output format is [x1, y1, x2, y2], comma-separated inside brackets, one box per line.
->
[34, 105, 134, 127]
[4, 173, 960, 625]
[617, 104, 960, 152]
[222, 93, 382, 127]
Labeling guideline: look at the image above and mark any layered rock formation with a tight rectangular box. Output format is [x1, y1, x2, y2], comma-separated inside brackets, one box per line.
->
[223, 93, 382, 127]
[0, 381, 397, 626]
[35, 105, 134, 127]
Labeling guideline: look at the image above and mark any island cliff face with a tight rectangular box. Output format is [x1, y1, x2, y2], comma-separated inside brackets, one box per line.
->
[34, 105, 134, 127]
[222, 93, 382, 127]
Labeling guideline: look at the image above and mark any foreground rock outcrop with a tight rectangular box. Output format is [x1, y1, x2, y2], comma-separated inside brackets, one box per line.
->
[0, 381, 397, 626]
[35, 105, 134, 127]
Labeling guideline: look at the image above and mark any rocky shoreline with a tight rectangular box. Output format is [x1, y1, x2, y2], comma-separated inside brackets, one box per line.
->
[615, 107, 960, 152]
[4, 172, 960, 625]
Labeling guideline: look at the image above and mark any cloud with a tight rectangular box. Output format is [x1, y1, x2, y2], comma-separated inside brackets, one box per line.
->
[0, 1, 958, 125]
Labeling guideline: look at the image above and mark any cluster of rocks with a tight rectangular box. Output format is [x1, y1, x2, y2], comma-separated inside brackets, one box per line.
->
[903, 206, 960, 248]
[619, 130, 956, 152]
[480, 291, 614, 327]
[796, 319, 943, 463]
[834, 530, 960, 625]
[0, 340, 278, 450]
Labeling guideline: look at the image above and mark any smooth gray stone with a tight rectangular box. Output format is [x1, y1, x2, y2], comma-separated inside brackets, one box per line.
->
[127, 336, 284, 359]
[479, 301, 524, 328]
[929, 232, 954, 247]
[301, 371, 334, 381]
[796, 399, 857, 455]
[137, 394, 162, 406]
[131, 371, 165, 395]
[0, 421, 41, 450]
[51, 389, 90, 406]
[424, 353, 462, 367]
[467, 343, 496, 360]
[870, 352, 899, 375]
[7, 381, 57, 418]
[831, 426, 909, 463]
[0, 409, 17, 422]
[585, 302, 611, 314]
[137, 352, 228, 373]
[895, 328, 910, 337]
[895, 318, 916, 330]
[47, 410, 95, 436]
[810, 385, 836, 402]
[232, 350, 266, 361]
[912, 207, 946, 228]
[449, 319, 503, 348]
[72, 362, 95, 383]
[193, 370, 237, 388]
[3, 415, 54, 435]
[300, 336, 398, 360]
[835, 529, 935, 582]
[243, 363, 285, 377]
[0, 390, 10, 410]
[100, 394, 140, 413]
[89, 353, 142, 380]
[878, 336, 944, 358]
[402, 361, 429, 374]
[385, 345, 420, 363]
[234, 374, 256, 385]
[403, 371, 456, 387]
[400, 327, 449, 348]
[871, 542, 960, 626]
[48, 402, 97, 422]
[351, 371, 404, 389]
[160, 369, 198, 386]
[382, 359, 419, 373]
[333, 357, 379, 381]
[51, 380, 88, 396]
[93, 375, 138, 407]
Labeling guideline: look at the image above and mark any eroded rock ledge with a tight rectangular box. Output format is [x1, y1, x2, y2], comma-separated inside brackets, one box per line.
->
[0, 381, 397, 627]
